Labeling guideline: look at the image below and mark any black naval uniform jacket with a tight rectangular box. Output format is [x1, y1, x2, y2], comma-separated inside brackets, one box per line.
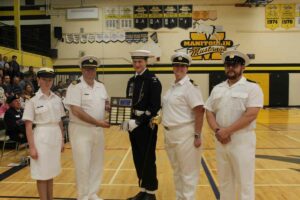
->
[4, 107, 26, 143]
[126, 68, 162, 191]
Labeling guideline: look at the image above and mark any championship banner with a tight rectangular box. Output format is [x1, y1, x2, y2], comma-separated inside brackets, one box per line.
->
[88, 34, 95, 43]
[125, 32, 148, 43]
[120, 6, 134, 29]
[64, 32, 127, 43]
[148, 5, 163, 29]
[280, 4, 295, 29]
[66, 34, 74, 44]
[163, 5, 178, 29]
[73, 34, 80, 44]
[192, 10, 217, 21]
[105, 7, 120, 30]
[103, 32, 111, 43]
[80, 34, 87, 43]
[134, 5, 149, 30]
[178, 5, 193, 29]
[296, 4, 300, 28]
[265, 4, 281, 30]
[95, 33, 104, 43]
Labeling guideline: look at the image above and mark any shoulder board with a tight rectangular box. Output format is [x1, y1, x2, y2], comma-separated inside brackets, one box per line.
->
[96, 79, 103, 84]
[246, 79, 257, 83]
[190, 79, 198, 86]
[72, 79, 81, 85]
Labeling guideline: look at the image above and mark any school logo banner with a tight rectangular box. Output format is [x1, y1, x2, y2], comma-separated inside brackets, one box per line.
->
[179, 31, 234, 60]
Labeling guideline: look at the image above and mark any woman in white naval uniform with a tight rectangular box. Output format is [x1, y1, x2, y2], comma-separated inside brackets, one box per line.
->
[23, 68, 65, 200]
[205, 50, 263, 200]
[162, 52, 205, 200]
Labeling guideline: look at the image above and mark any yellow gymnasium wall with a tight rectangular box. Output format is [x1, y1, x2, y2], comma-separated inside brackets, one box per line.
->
[0, 46, 53, 68]
[244, 73, 270, 106]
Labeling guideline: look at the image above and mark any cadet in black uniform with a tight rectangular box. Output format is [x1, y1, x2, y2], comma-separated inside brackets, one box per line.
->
[4, 94, 27, 143]
[122, 50, 162, 200]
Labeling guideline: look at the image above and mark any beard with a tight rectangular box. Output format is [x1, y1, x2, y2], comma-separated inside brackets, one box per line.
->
[226, 70, 242, 80]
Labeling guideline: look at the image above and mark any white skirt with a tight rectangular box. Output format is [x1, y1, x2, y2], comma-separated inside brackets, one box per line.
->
[30, 125, 62, 180]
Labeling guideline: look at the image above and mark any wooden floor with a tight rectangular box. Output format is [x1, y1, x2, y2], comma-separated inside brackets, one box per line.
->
[0, 108, 300, 200]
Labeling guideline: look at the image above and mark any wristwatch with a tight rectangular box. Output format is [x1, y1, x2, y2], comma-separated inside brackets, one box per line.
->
[194, 133, 201, 139]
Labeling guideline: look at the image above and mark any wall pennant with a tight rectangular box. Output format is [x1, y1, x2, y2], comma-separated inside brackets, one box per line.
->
[163, 5, 178, 29]
[120, 6, 134, 29]
[134, 5, 149, 30]
[88, 34, 96, 43]
[148, 5, 163, 29]
[178, 5, 193, 29]
[73, 34, 80, 44]
[65, 34, 74, 43]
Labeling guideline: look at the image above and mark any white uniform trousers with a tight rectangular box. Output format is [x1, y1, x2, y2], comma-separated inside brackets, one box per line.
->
[164, 123, 202, 200]
[216, 131, 256, 200]
[69, 123, 104, 200]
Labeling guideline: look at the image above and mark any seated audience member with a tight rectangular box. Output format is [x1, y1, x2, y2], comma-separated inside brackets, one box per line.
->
[12, 76, 22, 95]
[2, 75, 13, 96]
[0, 103, 9, 119]
[4, 94, 27, 143]
[0, 78, 5, 106]
[20, 84, 35, 108]
[19, 72, 34, 91]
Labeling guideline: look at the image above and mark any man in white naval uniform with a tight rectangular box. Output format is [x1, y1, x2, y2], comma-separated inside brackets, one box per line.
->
[64, 56, 110, 200]
[205, 50, 263, 200]
[162, 52, 204, 200]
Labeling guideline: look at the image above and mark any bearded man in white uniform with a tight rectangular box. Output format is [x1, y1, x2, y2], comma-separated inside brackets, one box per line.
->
[205, 50, 264, 200]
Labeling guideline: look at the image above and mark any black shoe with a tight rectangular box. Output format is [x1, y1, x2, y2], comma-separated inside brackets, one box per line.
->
[127, 192, 146, 200]
[143, 193, 156, 200]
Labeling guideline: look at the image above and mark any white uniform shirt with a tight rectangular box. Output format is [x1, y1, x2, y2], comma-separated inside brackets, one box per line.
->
[23, 90, 66, 124]
[162, 75, 204, 127]
[64, 76, 108, 126]
[205, 76, 263, 133]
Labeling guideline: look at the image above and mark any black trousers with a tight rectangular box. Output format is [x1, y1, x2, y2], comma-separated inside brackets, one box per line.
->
[129, 124, 158, 191]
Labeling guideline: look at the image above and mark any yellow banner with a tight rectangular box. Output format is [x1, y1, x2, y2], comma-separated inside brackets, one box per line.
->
[281, 4, 295, 29]
[265, 4, 281, 30]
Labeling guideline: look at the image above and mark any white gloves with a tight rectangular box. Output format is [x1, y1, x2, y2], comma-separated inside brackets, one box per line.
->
[120, 119, 138, 132]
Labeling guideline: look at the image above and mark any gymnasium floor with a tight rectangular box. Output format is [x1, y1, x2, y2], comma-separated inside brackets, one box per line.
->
[0, 108, 299, 200]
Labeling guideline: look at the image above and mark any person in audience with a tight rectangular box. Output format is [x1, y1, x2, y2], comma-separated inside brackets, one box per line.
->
[0, 54, 4, 69]
[10, 55, 20, 78]
[0, 77, 5, 106]
[20, 83, 35, 108]
[2, 75, 13, 96]
[4, 94, 27, 143]
[23, 67, 65, 200]
[19, 72, 34, 91]
[12, 76, 22, 95]
[3, 56, 10, 76]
